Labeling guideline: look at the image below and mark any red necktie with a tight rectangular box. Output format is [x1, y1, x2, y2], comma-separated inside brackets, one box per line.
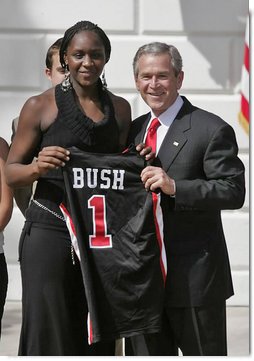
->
[145, 118, 161, 153]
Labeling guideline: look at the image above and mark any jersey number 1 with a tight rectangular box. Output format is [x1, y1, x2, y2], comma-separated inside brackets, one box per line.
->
[88, 195, 112, 248]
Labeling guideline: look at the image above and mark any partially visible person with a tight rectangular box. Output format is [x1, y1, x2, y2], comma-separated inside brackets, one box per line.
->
[11, 38, 65, 217]
[5, 21, 152, 356]
[0, 137, 13, 339]
[125, 42, 245, 356]
[44, 37, 66, 85]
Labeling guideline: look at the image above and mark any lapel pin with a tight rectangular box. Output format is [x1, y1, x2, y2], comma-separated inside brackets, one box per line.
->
[173, 141, 179, 146]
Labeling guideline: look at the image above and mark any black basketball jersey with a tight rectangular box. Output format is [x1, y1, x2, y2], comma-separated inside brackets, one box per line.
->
[60, 146, 167, 344]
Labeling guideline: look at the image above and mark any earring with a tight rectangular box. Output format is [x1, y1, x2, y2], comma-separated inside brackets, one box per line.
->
[61, 66, 72, 92]
[101, 69, 107, 89]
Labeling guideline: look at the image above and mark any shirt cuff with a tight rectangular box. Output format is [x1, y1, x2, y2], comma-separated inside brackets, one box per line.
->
[170, 179, 176, 198]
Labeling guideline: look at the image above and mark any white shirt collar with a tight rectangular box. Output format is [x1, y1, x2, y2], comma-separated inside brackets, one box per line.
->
[150, 95, 184, 127]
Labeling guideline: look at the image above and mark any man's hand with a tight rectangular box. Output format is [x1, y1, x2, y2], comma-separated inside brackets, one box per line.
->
[141, 166, 175, 195]
[136, 143, 155, 163]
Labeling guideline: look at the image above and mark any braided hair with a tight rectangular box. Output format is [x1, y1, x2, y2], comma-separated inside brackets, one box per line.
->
[59, 20, 111, 69]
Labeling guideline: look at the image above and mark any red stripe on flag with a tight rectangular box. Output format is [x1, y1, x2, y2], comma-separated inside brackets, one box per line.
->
[241, 94, 249, 123]
[244, 43, 249, 72]
[239, 17, 249, 134]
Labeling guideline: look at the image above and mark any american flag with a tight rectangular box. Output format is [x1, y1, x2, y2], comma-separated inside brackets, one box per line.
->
[239, 17, 249, 134]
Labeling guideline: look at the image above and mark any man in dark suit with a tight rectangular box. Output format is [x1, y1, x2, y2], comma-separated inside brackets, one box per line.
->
[125, 42, 245, 356]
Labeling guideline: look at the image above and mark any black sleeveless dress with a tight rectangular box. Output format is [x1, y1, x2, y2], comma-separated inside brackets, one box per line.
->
[18, 83, 120, 356]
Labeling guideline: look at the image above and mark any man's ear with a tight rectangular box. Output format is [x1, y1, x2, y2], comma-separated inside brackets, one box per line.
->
[45, 68, 52, 81]
[177, 71, 184, 90]
[135, 77, 140, 91]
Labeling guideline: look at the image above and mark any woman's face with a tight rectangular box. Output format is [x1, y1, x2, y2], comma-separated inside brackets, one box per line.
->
[64, 30, 106, 88]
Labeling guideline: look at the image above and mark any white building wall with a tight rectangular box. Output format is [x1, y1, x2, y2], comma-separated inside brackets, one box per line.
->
[0, 0, 249, 305]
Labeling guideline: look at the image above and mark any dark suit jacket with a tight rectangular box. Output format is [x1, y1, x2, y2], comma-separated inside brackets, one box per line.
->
[128, 96, 245, 307]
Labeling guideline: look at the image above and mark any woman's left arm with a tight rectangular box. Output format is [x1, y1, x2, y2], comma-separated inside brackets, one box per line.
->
[110, 93, 132, 150]
[110, 93, 154, 160]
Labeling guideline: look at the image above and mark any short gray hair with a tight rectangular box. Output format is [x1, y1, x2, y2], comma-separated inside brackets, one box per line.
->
[133, 42, 183, 77]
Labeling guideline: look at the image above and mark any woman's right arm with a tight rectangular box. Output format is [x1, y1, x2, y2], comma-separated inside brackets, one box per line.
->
[5, 94, 70, 188]
[0, 137, 13, 231]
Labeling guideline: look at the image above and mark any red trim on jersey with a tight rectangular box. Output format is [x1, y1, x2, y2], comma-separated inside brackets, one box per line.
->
[121, 147, 130, 154]
[59, 203, 80, 260]
[87, 312, 93, 345]
[152, 192, 167, 284]
[60, 203, 76, 236]
[61, 203, 94, 344]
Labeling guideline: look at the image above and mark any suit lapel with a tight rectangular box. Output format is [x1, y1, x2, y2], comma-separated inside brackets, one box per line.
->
[158, 98, 192, 171]
[137, 114, 151, 144]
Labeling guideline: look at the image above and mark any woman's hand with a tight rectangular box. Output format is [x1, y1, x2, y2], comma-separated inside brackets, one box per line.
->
[35, 146, 70, 176]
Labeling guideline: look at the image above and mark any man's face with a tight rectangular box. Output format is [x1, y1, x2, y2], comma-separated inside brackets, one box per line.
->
[45, 52, 65, 86]
[135, 53, 184, 117]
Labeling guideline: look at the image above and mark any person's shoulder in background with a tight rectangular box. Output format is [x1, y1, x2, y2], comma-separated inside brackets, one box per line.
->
[11, 116, 19, 142]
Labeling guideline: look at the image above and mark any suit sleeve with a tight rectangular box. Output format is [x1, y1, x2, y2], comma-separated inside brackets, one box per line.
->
[174, 123, 245, 211]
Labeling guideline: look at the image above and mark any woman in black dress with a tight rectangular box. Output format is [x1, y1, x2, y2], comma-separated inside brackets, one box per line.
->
[5, 21, 149, 356]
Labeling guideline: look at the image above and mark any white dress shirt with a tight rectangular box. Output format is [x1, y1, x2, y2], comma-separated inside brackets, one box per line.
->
[144, 95, 184, 155]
